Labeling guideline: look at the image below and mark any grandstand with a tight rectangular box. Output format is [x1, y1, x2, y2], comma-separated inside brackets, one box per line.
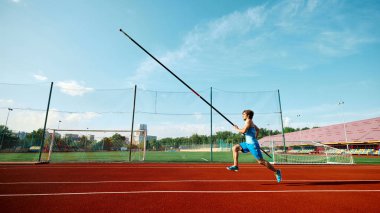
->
[259, 117, 380, 156]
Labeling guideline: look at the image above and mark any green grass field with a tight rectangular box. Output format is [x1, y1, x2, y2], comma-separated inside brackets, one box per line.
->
[0, 151, 270, 163]
[0, 151, 380, 164]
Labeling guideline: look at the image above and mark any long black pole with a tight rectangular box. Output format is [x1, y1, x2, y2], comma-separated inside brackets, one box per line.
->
[129, 85, 137, 162]
[120, 29, 233, 126]
[38, 82, 53, 162]
[278, 89, 286, 153]
[210, 87, 213, 162]
[119, 29, 271, 159]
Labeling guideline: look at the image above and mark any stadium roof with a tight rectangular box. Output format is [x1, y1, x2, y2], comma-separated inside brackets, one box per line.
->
[259, 117, 380, 144]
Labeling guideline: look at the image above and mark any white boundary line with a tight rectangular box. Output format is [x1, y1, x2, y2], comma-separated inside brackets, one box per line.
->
[1, 190, 380, 197]
[2, 165, 379, 170]
[1, 179, 380, 185]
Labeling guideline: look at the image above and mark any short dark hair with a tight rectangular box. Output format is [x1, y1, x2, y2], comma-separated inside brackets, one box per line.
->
[242, 109, 254, 119]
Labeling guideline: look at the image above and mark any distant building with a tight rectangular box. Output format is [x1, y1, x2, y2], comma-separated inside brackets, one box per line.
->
[55, 132, 61, 138]
[86, 135, 95, 141]
[137, 124, 157, 143]
[140, 124, 147, 132]
[13, 131, 27, 140]
[125, 137, 130, 144]
[65, 134, 80, 141]
[147, 135, 157, 142]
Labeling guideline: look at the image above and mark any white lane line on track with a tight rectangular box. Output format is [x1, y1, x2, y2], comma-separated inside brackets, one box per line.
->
[1, 179, 380, 185]
[2, 165, 378, 169]
[1, 190, 380, 197]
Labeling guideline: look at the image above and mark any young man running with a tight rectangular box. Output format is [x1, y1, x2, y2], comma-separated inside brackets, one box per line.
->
[227, 109, 282, 183]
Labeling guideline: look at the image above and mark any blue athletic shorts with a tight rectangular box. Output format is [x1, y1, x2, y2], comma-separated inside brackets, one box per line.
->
[240, 142, 263, 160]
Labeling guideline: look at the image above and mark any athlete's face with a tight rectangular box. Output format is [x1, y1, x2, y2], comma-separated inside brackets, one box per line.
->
[242, 113, 248, 121]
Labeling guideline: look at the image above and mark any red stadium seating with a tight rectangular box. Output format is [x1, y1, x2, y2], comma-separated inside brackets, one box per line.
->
[260, 117, 380, 144]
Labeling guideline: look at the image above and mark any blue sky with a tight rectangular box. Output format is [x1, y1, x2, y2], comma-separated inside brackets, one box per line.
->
[1, 0, 380, 138]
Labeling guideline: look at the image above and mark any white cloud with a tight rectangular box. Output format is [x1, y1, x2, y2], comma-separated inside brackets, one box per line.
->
[4, 110, 45, 132]
[4, 109, 100, 132]
[306, 0, 319, 13]
[126, 44, 192, 87]
[121, 0, 379, 137]
[193, 112, 203, 120]
[65, 112, 100, 122]
[283, 116, 291, 127]
[11, 0, 20, 3]
[313, 31, 375, 57]
[127, 5, 268, 86]
[150, 123, 210, 138]
[0, 99, 14, 106]
[207, 6, 266, 39]
[287, 64, 309, 72]
[130, 0, 379, 87]
[33, 74, 48, 81]
[56, 81, 94, 96]
[2, 109, 65, 132]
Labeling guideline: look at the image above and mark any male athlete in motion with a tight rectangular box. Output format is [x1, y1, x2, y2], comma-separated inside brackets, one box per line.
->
[227, 110, 282, 183]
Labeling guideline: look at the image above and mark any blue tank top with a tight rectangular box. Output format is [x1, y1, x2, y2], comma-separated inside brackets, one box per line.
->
[245, 127, 258, 144]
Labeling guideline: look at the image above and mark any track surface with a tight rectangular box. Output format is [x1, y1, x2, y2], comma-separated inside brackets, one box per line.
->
[1, 163, 380, 212]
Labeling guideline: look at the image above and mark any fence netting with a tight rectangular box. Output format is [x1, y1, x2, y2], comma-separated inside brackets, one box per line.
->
[0, 83, 282, 163]
[0, 83, 51, 162]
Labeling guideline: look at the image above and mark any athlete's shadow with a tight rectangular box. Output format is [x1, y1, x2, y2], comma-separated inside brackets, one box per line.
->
[283, 181, 380, 186]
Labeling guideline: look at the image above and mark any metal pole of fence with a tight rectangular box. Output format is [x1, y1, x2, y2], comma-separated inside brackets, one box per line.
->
[0, 108, 13, 150]
[129, 85, 137, 162]
[277, 89, 286, 153]
[38, 82, 53, 162]
[210, 87, 213, 162]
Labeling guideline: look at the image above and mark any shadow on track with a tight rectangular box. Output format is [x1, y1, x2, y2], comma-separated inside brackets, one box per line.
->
[279, 181, 380, 186]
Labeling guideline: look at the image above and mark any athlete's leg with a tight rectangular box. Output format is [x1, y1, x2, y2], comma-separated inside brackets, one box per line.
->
[232, 144, 242, 166]
[257, 158, 277, 172]
[248, 143, 282, 182]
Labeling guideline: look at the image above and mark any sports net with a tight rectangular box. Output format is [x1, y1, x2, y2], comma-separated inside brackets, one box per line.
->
[0, 83, 283, 163]
[44, 129, 146, 162]
[135, 88, 283, 162]
[260, 140, 354, 164]
[0, 83, 52, 163]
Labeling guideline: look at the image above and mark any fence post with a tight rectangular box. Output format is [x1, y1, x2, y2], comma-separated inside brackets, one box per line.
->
[38, 82, 53, 162]
[277, 89, 286, 153]
[129, 85, 137, 162]
[210, 87, 213, 162]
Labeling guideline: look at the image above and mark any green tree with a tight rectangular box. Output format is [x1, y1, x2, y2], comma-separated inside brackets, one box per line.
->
[189, 134, 202, 144]
[26, 128, 45, 146]
[91, 141, 104, 151]
[78, 135, 88, 150]
[55, 137, 70, 151]
[111, 133, 126, 150]
[160, 137, 174, 148]
[0, 125, 19, 149]
[101, 137, 113, 151]
[148, 138, 161, 151]
[283, 127, 296, 133]
[215, 131, 233, 141]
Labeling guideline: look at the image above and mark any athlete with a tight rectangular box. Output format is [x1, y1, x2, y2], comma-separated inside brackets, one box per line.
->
[227, 109, 282, 183]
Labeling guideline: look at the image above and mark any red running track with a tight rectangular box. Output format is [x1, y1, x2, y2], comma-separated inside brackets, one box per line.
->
[1, 163, 380, 213]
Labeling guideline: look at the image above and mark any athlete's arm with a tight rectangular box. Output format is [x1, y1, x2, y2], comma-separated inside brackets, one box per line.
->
[253, 124, 260, 138]
[234, 120, 250, 134]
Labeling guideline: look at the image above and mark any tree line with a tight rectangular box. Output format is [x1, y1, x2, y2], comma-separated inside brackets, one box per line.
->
[0, 126, 134, 152]
[1, 125, 317, 152]
[147, 126, 316, 151]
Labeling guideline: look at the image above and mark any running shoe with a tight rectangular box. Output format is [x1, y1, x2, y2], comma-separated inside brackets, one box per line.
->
[275, 169, 282, 183]
[226, 165, 239, 172]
